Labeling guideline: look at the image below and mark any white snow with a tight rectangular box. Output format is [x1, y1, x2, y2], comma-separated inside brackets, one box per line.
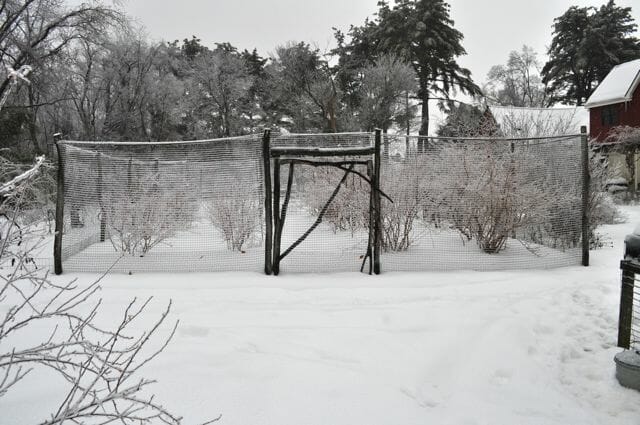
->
[585, 59, 640, 108]
[3, 207, 640, 424]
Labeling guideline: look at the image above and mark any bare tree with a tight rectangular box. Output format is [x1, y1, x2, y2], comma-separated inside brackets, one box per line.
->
[0, 154, 216, 425]
[484, 45, 549, 107]
[0, 0, 122, 152]
[489, 105, 583, 137]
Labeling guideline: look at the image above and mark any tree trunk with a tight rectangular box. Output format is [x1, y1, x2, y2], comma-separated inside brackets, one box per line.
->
[419, 96, 429, 136]
[27, 85, 43, 154]
[418, 94, 429, 153]
[405, 91, 411, 156]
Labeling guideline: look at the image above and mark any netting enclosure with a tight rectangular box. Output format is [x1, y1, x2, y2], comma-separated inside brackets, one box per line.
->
[54, 136, 265, 273]
[379, 134, 588, 271]
[53, 131, 589, 274]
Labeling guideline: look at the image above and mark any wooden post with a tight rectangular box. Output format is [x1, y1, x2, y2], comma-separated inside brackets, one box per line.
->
[618, 261, 636, 349]
[53, 141, 65, 275]
[97, 152, 106, 242]
[361, 159, 374, 274]
[272, 157, 281, 275]
[262, 129, 273, 275]
[373, 129, 382, 274]
[581, 126, 590, 266]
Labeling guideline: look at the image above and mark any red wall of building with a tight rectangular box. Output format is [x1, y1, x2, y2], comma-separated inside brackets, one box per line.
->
[590, 83, 640, 142]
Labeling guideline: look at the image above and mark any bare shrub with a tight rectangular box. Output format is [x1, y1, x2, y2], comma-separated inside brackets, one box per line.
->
[206, 182, 262, 251]
[300, 165, 369, 235]
[1, 157, 209, 424]
[587, 148, 625, 247]
[102, 163, 197, 256]
[604, 125, 640, 195]
[380, 158, 431, 252]
[433, 142, 552, 254]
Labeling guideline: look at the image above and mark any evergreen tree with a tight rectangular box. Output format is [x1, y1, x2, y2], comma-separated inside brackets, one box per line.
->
[270, 42, 339, 132]
[436, 101, 496, 137]
[542, 1, 640, 105]
[335, 0, 481, 139]
[241, 48, 270, 131]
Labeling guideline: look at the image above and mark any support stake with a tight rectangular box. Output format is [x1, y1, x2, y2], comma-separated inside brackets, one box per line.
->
[374, 129, 382, 274]
[618, 261, 636, 349]
[581, 126, 590, 266]
[53, 141, 65, 275]
[262, 129, 273, 275]
[272, 157, 281, 275]
[97, 152, 106, 242]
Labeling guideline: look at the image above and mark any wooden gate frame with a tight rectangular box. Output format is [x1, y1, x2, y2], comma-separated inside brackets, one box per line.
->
[262, 129, 384, 275]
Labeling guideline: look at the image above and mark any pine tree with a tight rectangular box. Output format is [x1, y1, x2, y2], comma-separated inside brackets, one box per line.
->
[335, 0, 481, 138]
[542, 1, 640, 105]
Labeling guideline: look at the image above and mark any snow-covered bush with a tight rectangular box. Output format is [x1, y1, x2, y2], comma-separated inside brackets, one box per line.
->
[301, 165, 369, 235]
[103, 164, 197, 255]
[588, 149, 624, 247]
[432, 142, 551, 254]
[206, 182, 262, 251]
[380, 157, 433, 251]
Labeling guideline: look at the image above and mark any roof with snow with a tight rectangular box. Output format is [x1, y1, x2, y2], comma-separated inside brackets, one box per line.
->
[488, 105, 588, 137]
[585, 59, 640, 108]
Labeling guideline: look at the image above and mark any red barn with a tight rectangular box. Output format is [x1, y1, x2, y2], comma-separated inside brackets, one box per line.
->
[585, 59, 640, 142]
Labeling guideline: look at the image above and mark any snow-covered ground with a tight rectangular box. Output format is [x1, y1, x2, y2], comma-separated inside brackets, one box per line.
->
[3, 207, 640, 424]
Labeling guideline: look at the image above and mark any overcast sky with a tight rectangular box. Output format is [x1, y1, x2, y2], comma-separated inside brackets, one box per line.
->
[120, 0, 640, 85]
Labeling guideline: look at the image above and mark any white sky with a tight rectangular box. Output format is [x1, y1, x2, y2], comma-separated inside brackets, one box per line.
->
[120, 0, 640, 85]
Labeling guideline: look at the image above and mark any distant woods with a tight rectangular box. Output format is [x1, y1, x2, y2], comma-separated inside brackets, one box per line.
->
[1, 0, 639, 158]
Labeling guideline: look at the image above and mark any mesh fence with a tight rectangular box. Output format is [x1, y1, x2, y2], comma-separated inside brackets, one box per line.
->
[379, 134, 584, 271]
[55, 132, 585, 274]
[57, 136, 264, 273]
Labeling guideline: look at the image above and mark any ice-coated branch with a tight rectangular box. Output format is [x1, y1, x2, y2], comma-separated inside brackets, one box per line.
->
[0, 153, 213, 424]
[0, 155, 45, 199]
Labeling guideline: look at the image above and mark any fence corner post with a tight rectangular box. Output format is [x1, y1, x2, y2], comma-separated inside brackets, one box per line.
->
[262, 129, 273, 275]
[581, 125, 590, 266]
[618, 260, 635, 349]
[373, 129, 382, 274]
[53, 139, 65, 275]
